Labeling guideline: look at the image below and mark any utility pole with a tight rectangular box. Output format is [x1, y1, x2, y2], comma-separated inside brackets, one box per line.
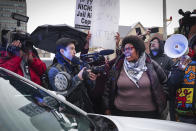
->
[0, 24, 1, 44]
[163, 0, 167, 40]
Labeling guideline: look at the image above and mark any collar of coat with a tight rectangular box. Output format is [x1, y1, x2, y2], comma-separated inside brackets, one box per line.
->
[55, 52, 73, 65]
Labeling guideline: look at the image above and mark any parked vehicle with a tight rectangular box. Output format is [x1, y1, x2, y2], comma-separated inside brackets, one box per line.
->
[0, 67, 196, 131]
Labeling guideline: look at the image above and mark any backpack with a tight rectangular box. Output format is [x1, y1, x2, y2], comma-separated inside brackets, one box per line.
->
[41, 62, 81, 98]
[41, 63, 65, 90]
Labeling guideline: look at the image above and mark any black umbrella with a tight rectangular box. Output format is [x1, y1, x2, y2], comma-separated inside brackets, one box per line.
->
[30, 24, 87, 53]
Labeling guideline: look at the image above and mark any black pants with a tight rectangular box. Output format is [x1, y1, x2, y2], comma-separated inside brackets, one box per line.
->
[112, 107, 160, 119]
[177, 115, 196, 124]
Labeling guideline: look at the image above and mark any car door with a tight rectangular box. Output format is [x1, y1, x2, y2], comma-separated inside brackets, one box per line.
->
[0, 67, 96, 131]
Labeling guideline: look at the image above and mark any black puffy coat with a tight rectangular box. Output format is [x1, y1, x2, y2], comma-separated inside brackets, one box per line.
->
[149, 37, 174, 76]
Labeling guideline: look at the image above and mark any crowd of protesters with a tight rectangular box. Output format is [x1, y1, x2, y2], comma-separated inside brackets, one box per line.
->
[0, 27, 196, 125]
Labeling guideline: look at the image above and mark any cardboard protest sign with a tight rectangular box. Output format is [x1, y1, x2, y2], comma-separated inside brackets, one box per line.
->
[90, 0, 120, 49]
[74, 0, 93, 30]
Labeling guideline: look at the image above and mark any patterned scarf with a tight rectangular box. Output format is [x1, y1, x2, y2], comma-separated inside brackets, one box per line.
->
[123, 53, 147, 88]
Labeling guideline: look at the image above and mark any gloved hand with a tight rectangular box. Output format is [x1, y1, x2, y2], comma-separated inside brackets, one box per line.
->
[7, 40, 24, 57]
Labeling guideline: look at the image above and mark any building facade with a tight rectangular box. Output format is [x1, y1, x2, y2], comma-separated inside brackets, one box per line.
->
[118, 22, 164, 54]
[0, 0, 27, 38]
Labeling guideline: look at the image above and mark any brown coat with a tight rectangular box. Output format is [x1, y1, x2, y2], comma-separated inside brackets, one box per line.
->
[103, 54, 168, 115]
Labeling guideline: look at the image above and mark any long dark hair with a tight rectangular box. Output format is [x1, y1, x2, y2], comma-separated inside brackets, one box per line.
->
[149, 37, 164, 55]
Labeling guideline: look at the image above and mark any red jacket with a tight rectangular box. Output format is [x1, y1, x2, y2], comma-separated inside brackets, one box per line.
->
[0, 55, 46, 85]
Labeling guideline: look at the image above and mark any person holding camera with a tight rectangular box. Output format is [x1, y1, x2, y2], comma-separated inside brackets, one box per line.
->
[48, 37, 97, 113]
[0, 40, 47, 85]
[79, 31, 122, 114]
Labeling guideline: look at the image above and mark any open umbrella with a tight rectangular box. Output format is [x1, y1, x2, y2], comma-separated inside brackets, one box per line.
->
[30, 24, 87, 53]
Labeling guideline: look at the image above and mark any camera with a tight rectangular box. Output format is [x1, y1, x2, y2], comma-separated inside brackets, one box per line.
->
[3, 30, 33, 53]
[80, 49, 114, 65]
[178, 9, 196, 38]
[81, 54, 105, 66]
[79, 49, 114, 75]
[72, 49, 114, 80]
[89, 65, 105, 74]
[72, 56, 106, 75]
[71, 56, 105, 81]
[1, 13, 32, 53]
[81, 65, 105, 81]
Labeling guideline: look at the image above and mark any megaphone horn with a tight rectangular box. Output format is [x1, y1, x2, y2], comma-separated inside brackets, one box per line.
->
[164, 34, 188, 58]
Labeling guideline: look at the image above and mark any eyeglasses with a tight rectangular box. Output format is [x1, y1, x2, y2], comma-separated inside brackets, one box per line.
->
[124, 47, 134, 51]
[150, 41, 159, 45]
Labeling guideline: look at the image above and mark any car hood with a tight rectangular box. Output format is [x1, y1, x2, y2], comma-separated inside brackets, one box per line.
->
[88, 114, 196, 131]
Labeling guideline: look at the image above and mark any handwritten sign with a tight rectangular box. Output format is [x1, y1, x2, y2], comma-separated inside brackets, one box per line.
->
[74, 0, 93, 30]
[90, 0, 120, 49]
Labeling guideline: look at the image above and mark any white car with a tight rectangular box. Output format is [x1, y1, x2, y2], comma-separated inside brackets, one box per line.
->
[0, 67, 195, 131]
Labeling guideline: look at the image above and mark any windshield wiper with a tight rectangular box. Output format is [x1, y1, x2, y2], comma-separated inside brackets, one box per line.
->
[51, 109, 78, 130]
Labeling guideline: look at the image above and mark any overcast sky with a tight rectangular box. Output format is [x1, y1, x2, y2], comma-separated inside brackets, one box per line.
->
[26, 0, 196, 35]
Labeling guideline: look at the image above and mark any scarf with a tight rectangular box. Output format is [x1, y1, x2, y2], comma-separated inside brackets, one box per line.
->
[123, 53, 147, 88]
[55, 52, 79, 75]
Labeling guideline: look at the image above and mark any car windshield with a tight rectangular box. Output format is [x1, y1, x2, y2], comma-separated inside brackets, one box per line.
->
[0, 68, 95, 131]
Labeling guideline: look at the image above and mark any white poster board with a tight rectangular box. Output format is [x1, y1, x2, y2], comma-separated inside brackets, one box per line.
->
[90, 0, 120, 49]
[74, 0, 93, 30]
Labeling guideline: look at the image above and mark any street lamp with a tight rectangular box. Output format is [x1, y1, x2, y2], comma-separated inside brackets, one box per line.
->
[11, 13, 29, 27]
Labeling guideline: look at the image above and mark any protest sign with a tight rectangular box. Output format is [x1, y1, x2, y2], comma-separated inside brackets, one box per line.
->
[90, 0, 120, 49]
[74, 0, 93, 30]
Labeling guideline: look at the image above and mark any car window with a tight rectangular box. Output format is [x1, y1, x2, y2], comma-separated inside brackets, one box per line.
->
[0, 69, 95, 131]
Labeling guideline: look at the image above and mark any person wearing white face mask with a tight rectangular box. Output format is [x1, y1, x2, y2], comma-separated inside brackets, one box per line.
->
[48, 37, 97, 113]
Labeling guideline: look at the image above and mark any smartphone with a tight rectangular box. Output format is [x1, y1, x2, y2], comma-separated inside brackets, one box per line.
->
[150, 27, 159, 33]
[135, 28, 141, 35]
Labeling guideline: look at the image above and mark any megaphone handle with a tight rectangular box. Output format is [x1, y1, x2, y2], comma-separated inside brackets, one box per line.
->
[178, 57, 192, 71]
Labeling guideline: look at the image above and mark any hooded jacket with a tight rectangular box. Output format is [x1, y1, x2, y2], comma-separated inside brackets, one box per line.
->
[149, 37, 174, 76]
